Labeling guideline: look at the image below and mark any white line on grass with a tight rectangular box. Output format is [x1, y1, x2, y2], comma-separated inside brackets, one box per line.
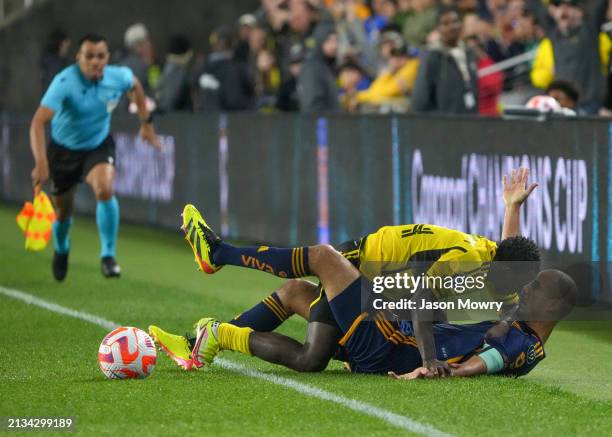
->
[0, 285, 453, 437]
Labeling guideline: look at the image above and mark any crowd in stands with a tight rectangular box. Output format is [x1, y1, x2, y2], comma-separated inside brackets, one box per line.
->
[40, 0, 612, 116]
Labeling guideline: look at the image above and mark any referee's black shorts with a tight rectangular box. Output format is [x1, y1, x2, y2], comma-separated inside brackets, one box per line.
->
[47, 135, 116, 195]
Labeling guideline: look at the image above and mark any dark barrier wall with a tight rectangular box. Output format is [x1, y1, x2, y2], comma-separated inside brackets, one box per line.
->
[0, 113, 220, 230]
[1, 113, 610, 301]
[0, 0, 259, 111]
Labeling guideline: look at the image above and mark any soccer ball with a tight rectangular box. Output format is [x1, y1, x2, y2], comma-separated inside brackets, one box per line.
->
[98, 327, 157, 379]
[525, 95, 561, 112]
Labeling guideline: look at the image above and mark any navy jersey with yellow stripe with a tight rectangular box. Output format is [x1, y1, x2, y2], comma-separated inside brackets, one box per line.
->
[400, 320, 546, 377]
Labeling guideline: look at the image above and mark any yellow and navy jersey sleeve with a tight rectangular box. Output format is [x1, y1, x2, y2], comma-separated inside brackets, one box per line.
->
[484, 322, 545, 377]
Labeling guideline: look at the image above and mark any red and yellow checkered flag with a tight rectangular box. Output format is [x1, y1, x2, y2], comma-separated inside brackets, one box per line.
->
[16, 189, 56, 251]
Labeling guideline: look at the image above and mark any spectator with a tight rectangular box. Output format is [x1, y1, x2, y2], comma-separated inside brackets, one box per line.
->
[267, 0, 336, 80]
[412, 6, 479, 113]
[529, 0, 611, 114]
[258, 0, 291, 33]
[248, 22, 270, 57]
[375, 30, 405, 73]
[353, 44, 419, 111]
[156, 35, 194, 113]
[120, 23, 161, 99]
[254, 49, 282, 110]
[193, 26, 255, 112]
[235, 14, 258, 62]
[364, 0, 397, 42]
[402, 0, 438, 48]
[243, 23, 275, 95]
[338, 61, 371, 111]
[546, 79, 579, 110]
[276, 45, 304, 111]
[510, 10, 544, 87]
[39, 29, 71, 93]
[479, 0, 535, 92]
[332, 0, 379, 75]
[393, 0, 412, 28]
[298, 29, 341, 112]
[466, 35, 504, 115]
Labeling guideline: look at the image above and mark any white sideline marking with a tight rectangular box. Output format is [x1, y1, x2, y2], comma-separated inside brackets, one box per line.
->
[0, 285, 452, 437]
[216, 359, 452, 436]
[0, 286, 120, 330]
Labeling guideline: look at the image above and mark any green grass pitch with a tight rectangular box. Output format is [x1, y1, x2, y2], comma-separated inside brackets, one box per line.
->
[0, 204, 611, 436]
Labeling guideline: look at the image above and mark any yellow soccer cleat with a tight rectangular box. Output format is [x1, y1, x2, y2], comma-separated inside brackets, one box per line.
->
[181, 204, 222, 274]
[191, 317, 221, 368]
[148, 325, 194, 371]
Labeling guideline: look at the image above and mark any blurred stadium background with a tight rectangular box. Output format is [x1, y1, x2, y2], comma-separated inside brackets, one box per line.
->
[1, 0, 612, 434]
[2, 0, 612, 303]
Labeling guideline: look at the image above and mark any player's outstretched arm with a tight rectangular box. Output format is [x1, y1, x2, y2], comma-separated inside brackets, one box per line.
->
[448, 355, 487, 377]
[501, 167, 538, 240]
[388, 355, 489, 381]
[128, 77, 162, 149]
[29, 106, 55, 188]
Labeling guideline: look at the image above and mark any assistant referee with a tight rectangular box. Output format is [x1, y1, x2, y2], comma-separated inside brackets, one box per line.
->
[29, 33, 161, 281]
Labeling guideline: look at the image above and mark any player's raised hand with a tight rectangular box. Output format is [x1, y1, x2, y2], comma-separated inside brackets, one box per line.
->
[502, 167, 538, 207]
[388, 367, 433, 380]
[139, 123, 163, 150]
[31, 161, 49, 188]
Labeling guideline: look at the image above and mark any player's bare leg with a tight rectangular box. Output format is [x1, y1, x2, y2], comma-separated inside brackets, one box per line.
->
[224, 278, 342, 372]
[207, 246, 352, 371]
[307, 245, 360, 300]
[275, 279, 318, 320]
[86, 162, 120, 277]
[248, 321, 342, 372]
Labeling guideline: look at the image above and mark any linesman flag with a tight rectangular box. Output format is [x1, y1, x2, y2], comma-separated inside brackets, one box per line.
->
[16, 189, 56, 251]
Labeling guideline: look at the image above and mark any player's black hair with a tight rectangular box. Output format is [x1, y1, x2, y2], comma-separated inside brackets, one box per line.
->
[546, 80, 580, 105]
[78, 33, 107, 49]
[436, 5, 460, 24]
[494, 235, 541, 262]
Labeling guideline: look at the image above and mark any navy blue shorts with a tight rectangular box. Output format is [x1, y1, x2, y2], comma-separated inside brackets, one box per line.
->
[328, 277, 422, 374]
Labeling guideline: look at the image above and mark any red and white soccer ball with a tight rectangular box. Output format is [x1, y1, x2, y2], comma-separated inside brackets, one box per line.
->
[525, 95, 561, 113]
[98, 327, 157, 379]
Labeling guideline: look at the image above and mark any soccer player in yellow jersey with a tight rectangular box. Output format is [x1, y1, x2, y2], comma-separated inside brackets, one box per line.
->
[151, 169, 539, 375]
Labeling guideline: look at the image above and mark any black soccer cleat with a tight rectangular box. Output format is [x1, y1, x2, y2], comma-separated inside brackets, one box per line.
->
[52, 251, 69, 282]
[101, 256, 121, 278]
